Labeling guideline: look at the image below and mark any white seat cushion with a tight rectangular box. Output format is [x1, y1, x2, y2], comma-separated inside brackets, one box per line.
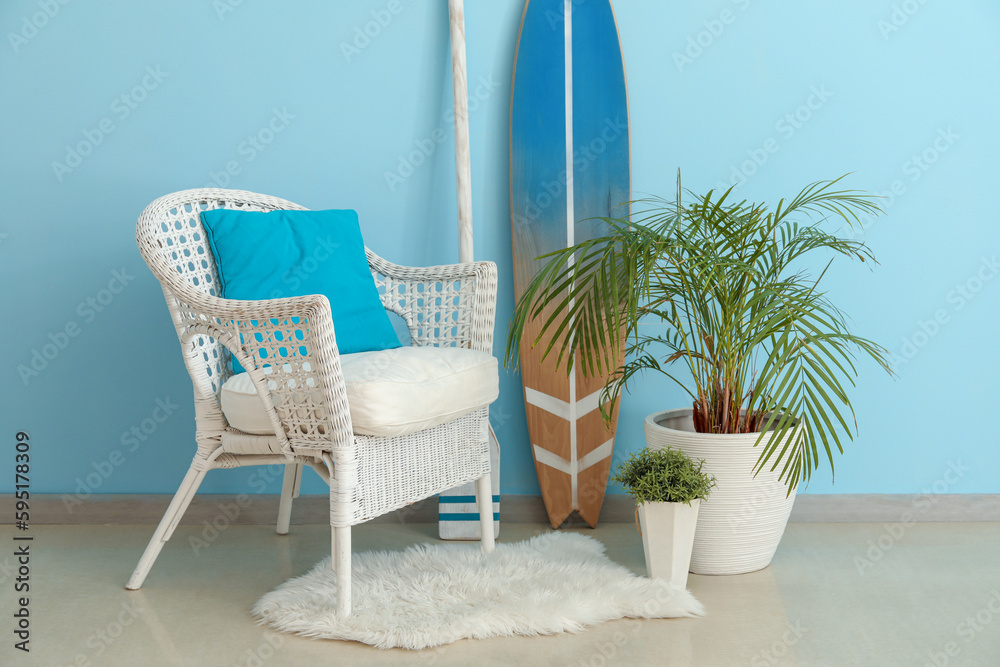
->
[220, 347, 498, 438]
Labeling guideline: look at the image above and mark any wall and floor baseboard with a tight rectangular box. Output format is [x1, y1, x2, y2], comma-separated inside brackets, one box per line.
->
[11, 493, 1000, 526]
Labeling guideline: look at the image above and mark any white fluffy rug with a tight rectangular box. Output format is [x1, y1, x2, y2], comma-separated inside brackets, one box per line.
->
[253, 532, 704, 649]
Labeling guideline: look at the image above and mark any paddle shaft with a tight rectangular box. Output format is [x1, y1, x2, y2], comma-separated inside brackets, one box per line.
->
[442, 0, 502, 541]
[448, 0, 474, 263]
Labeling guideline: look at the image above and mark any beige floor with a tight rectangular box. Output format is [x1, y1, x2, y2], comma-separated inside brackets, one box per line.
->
[1, 521, 998, 666]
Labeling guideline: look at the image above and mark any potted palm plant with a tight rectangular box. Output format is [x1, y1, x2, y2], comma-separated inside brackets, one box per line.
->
[506, 174, 893, 574]
[613, 447, 715, 588]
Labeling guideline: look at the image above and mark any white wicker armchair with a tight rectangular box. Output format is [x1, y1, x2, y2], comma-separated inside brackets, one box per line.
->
[126, 189, 497, 615]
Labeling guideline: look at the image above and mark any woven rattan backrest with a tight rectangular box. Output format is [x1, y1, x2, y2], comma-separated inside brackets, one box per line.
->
[136, 190, 308, 397]
[138, 190, 306, 298]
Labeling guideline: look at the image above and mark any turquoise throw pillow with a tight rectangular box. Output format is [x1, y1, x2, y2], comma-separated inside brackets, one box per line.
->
[200, 208, 401, 373]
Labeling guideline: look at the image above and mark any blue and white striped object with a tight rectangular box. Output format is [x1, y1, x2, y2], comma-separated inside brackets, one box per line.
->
[438, 428, 500, 540]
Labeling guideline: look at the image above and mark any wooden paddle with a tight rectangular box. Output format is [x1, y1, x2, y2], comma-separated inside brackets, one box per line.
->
[439, 0, 501, 540]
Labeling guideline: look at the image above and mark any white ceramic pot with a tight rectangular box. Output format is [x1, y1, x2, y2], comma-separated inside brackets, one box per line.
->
[644, 408, 798, 575]
[637, 500, 700, 588]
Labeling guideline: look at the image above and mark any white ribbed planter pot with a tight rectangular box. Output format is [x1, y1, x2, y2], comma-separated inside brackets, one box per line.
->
[637, 500, 700, 589]
[644, 409, 798, 575]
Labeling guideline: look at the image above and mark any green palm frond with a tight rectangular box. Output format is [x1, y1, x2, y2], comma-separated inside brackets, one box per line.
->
[505, 172, 894, 493]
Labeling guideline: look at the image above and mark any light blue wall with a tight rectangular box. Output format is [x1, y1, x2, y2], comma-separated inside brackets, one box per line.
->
[2, 0, 998, 499]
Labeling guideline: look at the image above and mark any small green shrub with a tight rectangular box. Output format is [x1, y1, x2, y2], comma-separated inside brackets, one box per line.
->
[613, 447, 716, 506]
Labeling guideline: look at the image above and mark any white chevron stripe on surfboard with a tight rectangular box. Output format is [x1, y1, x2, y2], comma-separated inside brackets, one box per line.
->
[526, 384, 613, 505]
[524, 387, 603, 421]
[532, 439, 614, 476]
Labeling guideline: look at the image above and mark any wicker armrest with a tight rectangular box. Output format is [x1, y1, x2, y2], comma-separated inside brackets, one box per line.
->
[171, 288, 354, 457]
[368, 252, 498, 353]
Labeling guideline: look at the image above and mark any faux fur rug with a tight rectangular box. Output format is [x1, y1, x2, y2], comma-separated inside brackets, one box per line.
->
[253, 532, 704, 649]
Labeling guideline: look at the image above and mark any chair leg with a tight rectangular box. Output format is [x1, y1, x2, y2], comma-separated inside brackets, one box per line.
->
[476, 472, 495, 553]
[334, 526, 352, 615]
[126, 464, 207, 590]
[292, 461, 303, 498]
[276, 463, 302, 535]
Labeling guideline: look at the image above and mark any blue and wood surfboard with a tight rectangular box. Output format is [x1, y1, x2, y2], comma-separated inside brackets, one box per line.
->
[510, 0, 630, 528]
